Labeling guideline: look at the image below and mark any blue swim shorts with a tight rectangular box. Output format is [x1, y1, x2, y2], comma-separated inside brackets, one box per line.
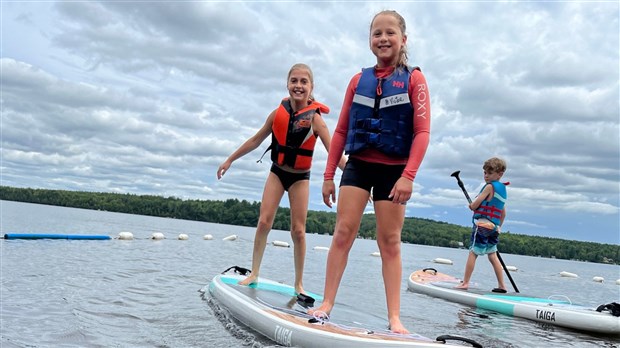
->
[470, 224, 499, 256]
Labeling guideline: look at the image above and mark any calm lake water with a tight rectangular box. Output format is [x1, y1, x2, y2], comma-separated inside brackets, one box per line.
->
[1, 200, 618, 348]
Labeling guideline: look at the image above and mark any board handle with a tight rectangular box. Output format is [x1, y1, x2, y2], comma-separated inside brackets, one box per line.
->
[436, 334, 482, 347]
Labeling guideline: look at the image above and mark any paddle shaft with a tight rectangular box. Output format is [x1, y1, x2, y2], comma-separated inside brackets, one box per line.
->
[450, 171, 520, 293]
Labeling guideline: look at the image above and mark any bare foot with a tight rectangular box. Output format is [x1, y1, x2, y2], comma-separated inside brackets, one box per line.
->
[295, 286, 305, 296]
[307, 302, 332, 320]
[454, 282, 468, 290]
[388, 317, 410, 334]
[238, 274, 258, 286]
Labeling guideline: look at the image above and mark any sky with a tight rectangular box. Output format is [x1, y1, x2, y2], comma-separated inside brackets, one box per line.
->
[1, 1, 618, 245]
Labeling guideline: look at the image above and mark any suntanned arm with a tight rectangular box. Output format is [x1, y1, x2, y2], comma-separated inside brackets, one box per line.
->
[469, 184, 493, 211]
[313, 113, 347, 171]
[216, 110, 275, 179]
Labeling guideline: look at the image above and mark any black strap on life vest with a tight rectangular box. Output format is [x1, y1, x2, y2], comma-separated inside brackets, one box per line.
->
[256, 143, 313, 166]
[596, 302, 620, 316]
[275, 143, 313, 166]
[257, 143, 272, 164]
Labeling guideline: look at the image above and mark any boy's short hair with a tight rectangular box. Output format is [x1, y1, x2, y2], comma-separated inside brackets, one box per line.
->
[483, 157, 506, 173]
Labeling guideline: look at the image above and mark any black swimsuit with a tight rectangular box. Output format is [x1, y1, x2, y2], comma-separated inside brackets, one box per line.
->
[270, 164, 310, 191]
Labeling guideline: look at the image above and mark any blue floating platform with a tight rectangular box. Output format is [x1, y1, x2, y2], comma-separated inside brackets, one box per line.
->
[4, 233, 111, 240]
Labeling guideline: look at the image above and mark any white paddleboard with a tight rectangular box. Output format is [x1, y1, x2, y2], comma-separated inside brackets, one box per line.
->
[408, 268, 620, 335]
[208, 267, 482, 347]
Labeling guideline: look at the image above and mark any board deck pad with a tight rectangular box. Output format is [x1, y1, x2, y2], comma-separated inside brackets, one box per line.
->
[428, 281, 564, 302]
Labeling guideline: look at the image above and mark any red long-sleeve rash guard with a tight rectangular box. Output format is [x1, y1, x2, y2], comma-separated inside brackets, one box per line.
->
[324, 66, 431, 182]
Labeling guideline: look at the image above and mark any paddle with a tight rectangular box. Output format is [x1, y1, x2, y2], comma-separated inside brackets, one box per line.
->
[450, 170, 520, 293]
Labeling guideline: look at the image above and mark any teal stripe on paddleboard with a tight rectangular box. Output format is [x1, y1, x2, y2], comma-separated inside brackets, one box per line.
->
[221, 276, 323, 301]
[486, 295, 570, 304]
[476, 298, 515, 316]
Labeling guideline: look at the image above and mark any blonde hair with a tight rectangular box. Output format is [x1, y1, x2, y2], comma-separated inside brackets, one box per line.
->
[370, 10, 409, 67]
[483, 157, 507, 173]
[287, 63, 315, 101]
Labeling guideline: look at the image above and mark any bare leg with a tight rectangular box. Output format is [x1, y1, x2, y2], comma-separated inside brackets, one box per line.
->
[288, 179, 310, 294]
[488, 252, 506, 290]
[307, 186, 369, 317]
[239, 173, 284, 286]
[455, 251, 477, 290]
[375, 200, 408, 334]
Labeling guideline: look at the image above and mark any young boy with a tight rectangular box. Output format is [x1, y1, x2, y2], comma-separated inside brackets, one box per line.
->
[455, 157, 508, 292]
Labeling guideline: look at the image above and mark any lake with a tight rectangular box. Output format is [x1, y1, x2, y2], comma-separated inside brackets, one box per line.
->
[1, 200, 618, 347]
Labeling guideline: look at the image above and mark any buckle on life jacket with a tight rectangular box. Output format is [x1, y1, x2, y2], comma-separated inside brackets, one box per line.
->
[367, 133, 381, 145]
[356, 118, 382, 131]
[353, 131, 381, 146]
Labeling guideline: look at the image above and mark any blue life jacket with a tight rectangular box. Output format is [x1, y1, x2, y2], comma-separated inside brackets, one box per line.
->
[344, 66, 418, 157]
[473, 181, 507, 227]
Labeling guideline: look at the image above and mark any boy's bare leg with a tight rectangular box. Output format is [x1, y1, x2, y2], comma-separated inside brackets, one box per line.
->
[455, 251, 478, 289]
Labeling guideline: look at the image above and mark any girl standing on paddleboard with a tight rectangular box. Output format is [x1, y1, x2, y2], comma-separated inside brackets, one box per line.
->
[216, 63, 345, 296]
[309, 10, 431, 334]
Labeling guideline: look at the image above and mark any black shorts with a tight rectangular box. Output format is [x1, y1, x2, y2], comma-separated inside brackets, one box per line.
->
[270, 164, 310, 191]
[339, 158, 405, 201]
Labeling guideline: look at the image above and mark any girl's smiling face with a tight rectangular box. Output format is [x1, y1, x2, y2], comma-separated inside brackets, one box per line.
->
[287, 68, 312, 106]
[369, 13, 407, 68]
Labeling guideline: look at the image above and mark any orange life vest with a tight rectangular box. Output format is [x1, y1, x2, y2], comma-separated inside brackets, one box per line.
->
[264, 98, 329, 170]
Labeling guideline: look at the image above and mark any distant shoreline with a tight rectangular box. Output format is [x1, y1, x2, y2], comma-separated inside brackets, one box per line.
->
[1, 185, 618, 265]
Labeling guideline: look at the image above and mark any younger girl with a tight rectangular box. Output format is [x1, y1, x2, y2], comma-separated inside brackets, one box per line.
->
[217, 63, 344, 296]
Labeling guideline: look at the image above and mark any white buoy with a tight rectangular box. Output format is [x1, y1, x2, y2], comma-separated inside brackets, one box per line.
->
[433, 257, 453, 265]
[272, 240, 290, 248]
[117, 231, 134, 240]
[592, 276, 604, 283]
[151, 232, 165, 240]
[223, 234, 237, 241]
[203, 234, 213, 240]
[313, 246, 329, 251]
[370, 251, 381, 257]
[506, 265, 518, 271]
[560, 271, 578, 278]
[616, 279, 620, 285]
[178, 234, 189, 240]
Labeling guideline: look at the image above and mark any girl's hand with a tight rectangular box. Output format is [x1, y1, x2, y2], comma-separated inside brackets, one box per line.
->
[388, 177, 413, 204]
[322, 180, 337, 208]
[217, 161, 231, 180]
[337, 156, 348, 171]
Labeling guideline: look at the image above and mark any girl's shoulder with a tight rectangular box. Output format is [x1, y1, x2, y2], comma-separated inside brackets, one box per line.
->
[350, 70, 363, 81]
[409, 66, 426, 79]
[347, 72, 363, 91]
[408, 68, 429, 92]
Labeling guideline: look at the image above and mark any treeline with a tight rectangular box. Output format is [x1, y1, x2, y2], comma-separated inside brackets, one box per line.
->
[1, 186, 618, 264]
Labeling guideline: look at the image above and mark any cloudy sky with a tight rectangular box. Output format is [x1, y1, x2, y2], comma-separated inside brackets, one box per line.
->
[2, 1, 618, 244]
